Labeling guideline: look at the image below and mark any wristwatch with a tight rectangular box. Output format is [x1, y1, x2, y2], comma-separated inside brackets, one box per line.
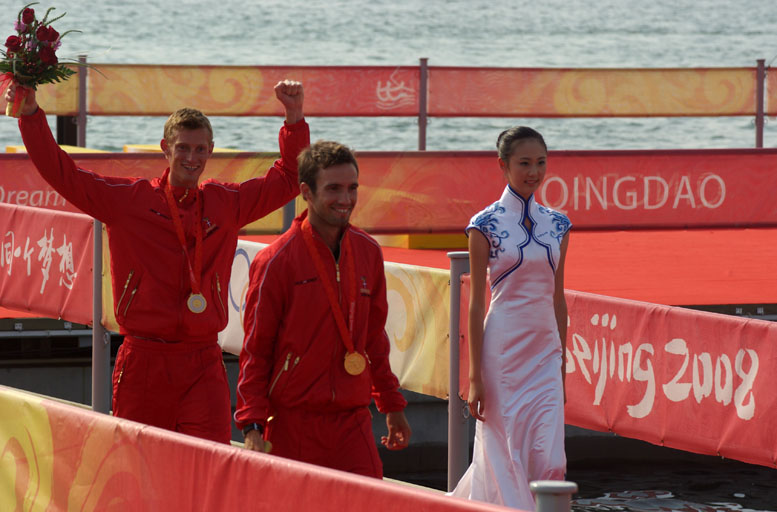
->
[242, 422, 264, 437]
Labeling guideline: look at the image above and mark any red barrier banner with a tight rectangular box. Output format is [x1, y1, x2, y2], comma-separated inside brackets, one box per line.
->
[0, 385, 514, 512]
[429, 67, 757, 117]
[0, 203, 93, 325]
[352, 148, 777, 231]
[458, 278, 777, 468]
[87, 64, 419, 116]
[4, 148, 777, 231]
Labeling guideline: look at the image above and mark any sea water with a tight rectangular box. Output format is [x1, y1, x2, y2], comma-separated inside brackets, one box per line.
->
[0, 0, 776, 152]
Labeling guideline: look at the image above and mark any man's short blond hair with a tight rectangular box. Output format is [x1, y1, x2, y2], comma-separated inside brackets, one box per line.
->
[163, 108, 213, 142]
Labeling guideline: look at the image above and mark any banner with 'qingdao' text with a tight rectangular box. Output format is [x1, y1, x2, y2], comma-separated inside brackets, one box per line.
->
[3, 149, 776, 232]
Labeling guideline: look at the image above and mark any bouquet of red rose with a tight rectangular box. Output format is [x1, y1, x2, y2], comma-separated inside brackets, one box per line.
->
[0, 3, 79, 117]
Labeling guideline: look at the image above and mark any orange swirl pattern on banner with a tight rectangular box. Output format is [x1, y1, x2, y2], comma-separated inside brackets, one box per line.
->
[32, 65, 79, 116]
[0, 388, 53, 511]
[428, 67, 756, 117]
[86, 64, 419, 116]
[0, 385, 511, 512]
[381, 262, 450, 398]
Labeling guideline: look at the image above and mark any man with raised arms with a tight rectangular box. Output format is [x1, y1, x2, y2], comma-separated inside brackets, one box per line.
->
[5, 80, 309, 444]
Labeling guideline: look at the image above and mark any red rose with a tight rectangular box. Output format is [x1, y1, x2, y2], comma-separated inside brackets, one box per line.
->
[36, 25, 60, 42]
[5, 35, 23, 52]
[39, 46, 58, 66]
[36, 25, 50, 41]
[21, 8, 35, 25]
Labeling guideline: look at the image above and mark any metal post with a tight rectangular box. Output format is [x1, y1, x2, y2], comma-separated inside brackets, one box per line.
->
[282, 200, 295, 232]
[418, 57, 428, 150]
[447, 251, 470, 490]
[755, 59, 765, 148]
[530, 481, 578, 512]
[77, 55, 87, 148]
[91, 220, 111, 413]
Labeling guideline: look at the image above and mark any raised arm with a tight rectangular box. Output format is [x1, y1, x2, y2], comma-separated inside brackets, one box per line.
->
[6, 82, 120, 223]
[235, 80, 309, 226]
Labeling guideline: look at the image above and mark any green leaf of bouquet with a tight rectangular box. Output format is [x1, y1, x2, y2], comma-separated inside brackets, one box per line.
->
[43, 11, 66, 27]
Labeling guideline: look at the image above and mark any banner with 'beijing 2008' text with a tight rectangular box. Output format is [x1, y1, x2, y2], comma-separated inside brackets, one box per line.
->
[0, 203, 93, 325]
[458, 279, 777, 468]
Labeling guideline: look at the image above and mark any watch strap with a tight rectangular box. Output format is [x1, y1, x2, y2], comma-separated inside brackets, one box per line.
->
[242, 422, 264, 436]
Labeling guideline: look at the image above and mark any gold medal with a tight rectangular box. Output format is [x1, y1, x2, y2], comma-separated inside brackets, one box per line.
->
[187, 293, 207, 313]
[344, 351, 366, 375]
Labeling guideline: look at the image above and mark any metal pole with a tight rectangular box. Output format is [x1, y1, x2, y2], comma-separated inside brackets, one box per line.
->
[755, 59, 765, 148]
[418, 58, 428, 150]
[447, 251, 470, 491]
[282, 200, 295, 232]
[77, 55, 87, 148]
[91, 220, 110, 413]
[530, 481, 578, 512]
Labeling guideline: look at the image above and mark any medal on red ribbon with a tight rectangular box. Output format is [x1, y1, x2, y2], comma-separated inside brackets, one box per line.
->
[164, 178, 207, 314]
[301, 218, 364, 375]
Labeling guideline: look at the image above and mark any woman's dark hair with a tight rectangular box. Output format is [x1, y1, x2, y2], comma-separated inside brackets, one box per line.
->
[496, 126, 547, 161]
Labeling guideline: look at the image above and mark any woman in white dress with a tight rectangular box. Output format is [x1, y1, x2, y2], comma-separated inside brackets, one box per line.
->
[451, 127, 571, 510]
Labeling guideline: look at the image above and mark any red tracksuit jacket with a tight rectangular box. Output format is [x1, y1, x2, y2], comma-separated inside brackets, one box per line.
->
[234, 212, 407, 429]
[19, 108, 310, 342]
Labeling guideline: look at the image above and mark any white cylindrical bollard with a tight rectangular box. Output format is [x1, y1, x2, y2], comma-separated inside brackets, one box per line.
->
[529, 480, 578, 512]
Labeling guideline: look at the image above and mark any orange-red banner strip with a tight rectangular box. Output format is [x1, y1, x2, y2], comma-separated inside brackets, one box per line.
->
[428, 67, 757, 117]
[87, 64, 419, 116]
[0, 385, 513, 511]
[4, 148, 777, 232]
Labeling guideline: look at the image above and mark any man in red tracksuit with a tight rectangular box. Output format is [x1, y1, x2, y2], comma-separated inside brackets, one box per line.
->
[235, 140, 411, 477]
[6, 80, 309, 444]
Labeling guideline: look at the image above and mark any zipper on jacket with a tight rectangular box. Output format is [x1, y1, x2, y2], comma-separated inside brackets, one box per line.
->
[123, 287, 138, 317]
[215, 273, 227, 317]
[268, 352, 301, 397]
[117, 365, 125, 386]
[117, 270, 135, 310]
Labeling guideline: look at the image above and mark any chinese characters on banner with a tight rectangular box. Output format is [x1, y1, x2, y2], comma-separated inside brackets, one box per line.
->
[0, 203, 93, 325]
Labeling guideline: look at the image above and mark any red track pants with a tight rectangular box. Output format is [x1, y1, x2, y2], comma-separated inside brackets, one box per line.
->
[112, 336, 232, 444]
[268, 407, 382, 478]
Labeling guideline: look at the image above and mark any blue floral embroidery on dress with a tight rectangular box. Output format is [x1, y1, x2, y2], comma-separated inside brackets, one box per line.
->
[538, 206, 571, 241]
[471, 204, 509, 259]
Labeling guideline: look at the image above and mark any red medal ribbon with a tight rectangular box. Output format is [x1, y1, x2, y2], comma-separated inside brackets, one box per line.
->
[163, 178, 204, 296]
[301, 218, 358, 354]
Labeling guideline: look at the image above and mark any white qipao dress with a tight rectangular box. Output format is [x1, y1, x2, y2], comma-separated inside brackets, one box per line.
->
[452, 185, 572, 510]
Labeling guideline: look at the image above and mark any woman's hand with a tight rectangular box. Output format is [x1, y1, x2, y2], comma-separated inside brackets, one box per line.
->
[468, 377, 486, 422]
